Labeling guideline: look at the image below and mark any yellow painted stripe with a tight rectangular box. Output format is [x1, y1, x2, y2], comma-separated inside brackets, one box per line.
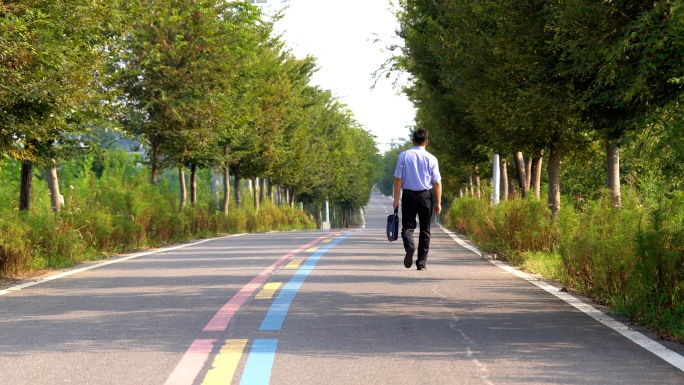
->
[305, 247, 319, 252]
[285, 259, 303, 269]
[321, 239, 332, 244]
[255, 282, 282, 299]
[201, 339, 248, 385]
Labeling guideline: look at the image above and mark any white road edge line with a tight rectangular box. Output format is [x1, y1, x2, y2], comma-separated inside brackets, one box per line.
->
[438, 224, 684, 373]
[0, 234, 244, 297]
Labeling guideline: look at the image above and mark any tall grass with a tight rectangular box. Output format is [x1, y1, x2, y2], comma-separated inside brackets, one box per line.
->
[447, 196, 554, 263]
[445, 188, 684, 341]
[0, 151, 314, 275]
[629, 193, 684, 339]
[555, 190, 643, 302]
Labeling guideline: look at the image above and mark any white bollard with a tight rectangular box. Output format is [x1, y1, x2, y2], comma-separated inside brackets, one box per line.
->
[492, 153, 500, 205]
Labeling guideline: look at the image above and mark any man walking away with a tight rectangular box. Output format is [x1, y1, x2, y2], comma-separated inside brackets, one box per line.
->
[393, 129, 442, 270]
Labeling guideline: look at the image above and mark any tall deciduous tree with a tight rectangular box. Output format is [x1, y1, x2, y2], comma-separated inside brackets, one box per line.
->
[112, 0, 261, 190]
[229, 32, 293, 210]
[548, 0, 684, 207]
[0, 0, 122, 211]
[394, 0, 584, 215]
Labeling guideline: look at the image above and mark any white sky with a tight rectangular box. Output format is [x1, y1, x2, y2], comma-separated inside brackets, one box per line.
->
[260, 0, 416, 153]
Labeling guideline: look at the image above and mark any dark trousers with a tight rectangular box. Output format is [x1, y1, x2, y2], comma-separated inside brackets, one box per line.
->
[401, 189, 433, 268]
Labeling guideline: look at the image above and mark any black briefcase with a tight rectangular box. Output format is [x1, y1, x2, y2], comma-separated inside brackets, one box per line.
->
[386, 207, 399, 242]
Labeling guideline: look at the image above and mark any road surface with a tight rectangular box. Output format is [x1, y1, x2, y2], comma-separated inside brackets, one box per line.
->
[1, 192, 683, 384]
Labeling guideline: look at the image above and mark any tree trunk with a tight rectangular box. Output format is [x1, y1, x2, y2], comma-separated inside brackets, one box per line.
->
[259, 178, 266, 204]
[179, 166, 187, 211]
[233, 172, 241, 207]
[190, 163, 197, 207]
[45, 159, 62, 213]
[253, 178, 260, 212]
[531, 157, 543, 199]
[501, 158, 509, 201]
[513, 151, 528, 198]
[510, 177, 517, 197]
[315, 202, 321, 228]
[468, 174, 474, 197]
[19, 160, 33, 211]
[606, 140, 621, 207]
[222, 167, 230, 215]
[547, 149, 562, 217]
[525, 157, 533, 192]
[268, 179, 274, 202]
[287, 188, 292, 207]
[150, 146, 160, 185]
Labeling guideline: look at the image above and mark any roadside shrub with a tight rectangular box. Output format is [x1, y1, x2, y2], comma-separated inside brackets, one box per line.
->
[520, 251, 564, 281]
[0, 151, 314, 275]
[446, 186, 684, 341]
[227, 207, 248, 233]
[490, 198, 554, 262]
[445, 196, 553, 260]
[0, 213, 31, 274]
[0, 155, 20, 212]
[629, 192, 684, 339]
[25, 213, 89, 269]
[258, 202, 315, 232]
[556, 189, 643, 303]
[446, 197, 493, 249]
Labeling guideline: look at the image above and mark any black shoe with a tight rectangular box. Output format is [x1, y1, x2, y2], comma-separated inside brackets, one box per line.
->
[417, 264, 427, 271]
[404, 246, 415, 268]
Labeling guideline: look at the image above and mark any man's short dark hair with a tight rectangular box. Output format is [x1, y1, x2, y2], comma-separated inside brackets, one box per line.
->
[412, 128, 428, 145]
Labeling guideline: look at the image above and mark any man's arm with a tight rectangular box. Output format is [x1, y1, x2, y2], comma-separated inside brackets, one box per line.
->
[433, 181, 442, 214]
[393, 177, 402, 210]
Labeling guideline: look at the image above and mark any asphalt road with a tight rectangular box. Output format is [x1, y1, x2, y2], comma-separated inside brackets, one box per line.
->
[1, 191, 683, 384]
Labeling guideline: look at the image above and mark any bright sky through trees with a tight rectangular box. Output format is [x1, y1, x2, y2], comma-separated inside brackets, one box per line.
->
[259, 0, 416, 152]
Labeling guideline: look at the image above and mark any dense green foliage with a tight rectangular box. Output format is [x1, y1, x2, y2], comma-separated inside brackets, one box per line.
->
[0, 151, 314, 274]
[0, 1, 379, 273]
[391, 1, 684, 339]
[393, 0, 683, 208]
[446, 191, 684, 341]
[0, 0, 122, 162]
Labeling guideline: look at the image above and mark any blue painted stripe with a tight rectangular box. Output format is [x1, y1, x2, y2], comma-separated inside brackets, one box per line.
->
[260, 232, 353, 331]
[239, 339, 278, 385]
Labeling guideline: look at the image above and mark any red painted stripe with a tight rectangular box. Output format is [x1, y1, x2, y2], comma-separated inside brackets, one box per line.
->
[163, 339, 216, 385]
[202, 232, 338, 332]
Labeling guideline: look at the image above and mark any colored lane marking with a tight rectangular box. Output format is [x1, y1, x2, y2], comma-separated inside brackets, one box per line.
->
[260, 232, 353, 331]
[201, 339, 248, 385]
[255, 283, 282, 299]
[164, 339, 216, 385]
[203, 231, 338, 332]
[321, 239, 332, 243]
[285, 259, 303, 269]
[305, 247, 319, 252]
[239, 339, 278, 385]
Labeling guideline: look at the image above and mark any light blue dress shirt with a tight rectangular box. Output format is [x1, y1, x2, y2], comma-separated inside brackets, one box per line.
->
[394, 146, 441, 191]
